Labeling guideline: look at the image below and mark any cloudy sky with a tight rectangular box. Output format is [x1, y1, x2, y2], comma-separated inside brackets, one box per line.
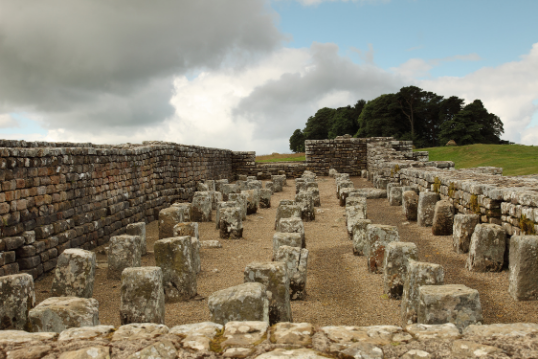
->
[1, 0, 537, 154]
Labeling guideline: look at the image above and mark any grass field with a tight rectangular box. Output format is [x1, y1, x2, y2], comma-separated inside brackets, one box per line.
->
[416, 144, 538, 176]
[256, 152, 305, 163]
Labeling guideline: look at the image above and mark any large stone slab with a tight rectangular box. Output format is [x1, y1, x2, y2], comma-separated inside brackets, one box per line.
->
[352, 219, 372, 255]
[208, 282, 269, 324]
[275, 203, 302, 230]
[295, 190, 315, 222]
[365, 224, 399, 273]
[173, 222, 202, 274]
[466, 223, 506, 272]
[255, 349, 327, 359]
[320, 325, 405, 348]
[120, 266, 165, 325]
[154, 236, 197, 302]
[401, 260, 445, 326]
[171, 202, 192, 222]
[170, 322, 223, 352]
[346, 203, 367, 239]
[28, 297, 99, 333]
[126, 222, 147, 256]
[0, 273, 35, 330]
[219, 206, 243, 239]
[417, 284, 482, 331]
[405, 323, 461, 341]
[509, 235, 538, 300]
[51, 248, 96, 298]
[278, 217, 305, 245]
[220, 321, 268, 355]
[432, 200, 454, 235]
[383, 242, 418, 299]
[453, 214, 480, 253]
[107, 235, 141, 280]
[463, 323, 538, 337]
[159, 207, 182, 239]
[353, 189, 387, 199]
[402, 191, 419, 221]
[417, 192, 440, 227]
[275, 245, 308, 300]
[229, 193, 248, 220]
[112, 323, 169, 341]
[270, 322, 314, 346]
[192, 191, 212, 222]
[244, 262, 292, 324]
[273, 232, 304, 259]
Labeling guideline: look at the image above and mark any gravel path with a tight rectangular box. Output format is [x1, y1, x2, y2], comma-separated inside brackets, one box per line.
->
[34, 176, 538, 327]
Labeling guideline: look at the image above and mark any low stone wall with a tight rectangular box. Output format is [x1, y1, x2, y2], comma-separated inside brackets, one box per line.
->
[305, 135, 367, 176]
[0, 141, 233, 279]
[2, 321, 538, 358]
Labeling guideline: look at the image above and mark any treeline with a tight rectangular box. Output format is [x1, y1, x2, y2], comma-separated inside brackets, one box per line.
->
[289, 86, 505, 152]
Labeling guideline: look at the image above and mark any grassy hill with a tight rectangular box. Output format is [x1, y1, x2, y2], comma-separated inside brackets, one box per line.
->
[416, 144, 538, 176]
[256, 153, 305, 163]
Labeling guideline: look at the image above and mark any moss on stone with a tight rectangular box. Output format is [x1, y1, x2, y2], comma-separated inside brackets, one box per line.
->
[432, 177, 441, 193]
[520, 214, 536, 235]
[469, 195, 480, 214]
[448, 182, 456, 197]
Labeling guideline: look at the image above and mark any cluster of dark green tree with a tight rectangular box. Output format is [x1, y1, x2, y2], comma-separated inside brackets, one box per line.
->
[289, 86, 505, 152]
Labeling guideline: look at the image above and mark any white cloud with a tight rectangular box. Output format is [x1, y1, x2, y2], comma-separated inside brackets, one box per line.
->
[392, 53, 481, 79]
[0, 114, 19, 128]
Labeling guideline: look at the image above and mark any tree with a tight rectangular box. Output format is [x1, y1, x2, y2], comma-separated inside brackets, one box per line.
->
[355, 94, 407, 138]
[397, 86, 424, 141]
[289, 129, 305, 153]
[303, 107, 336, 140]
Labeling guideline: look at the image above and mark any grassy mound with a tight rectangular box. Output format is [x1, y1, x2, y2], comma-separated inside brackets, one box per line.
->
[256, 152, 305, 163]
[416, 144, 538, 176]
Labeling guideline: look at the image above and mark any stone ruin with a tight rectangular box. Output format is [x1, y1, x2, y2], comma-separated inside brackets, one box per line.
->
[2, 136, 538, 357]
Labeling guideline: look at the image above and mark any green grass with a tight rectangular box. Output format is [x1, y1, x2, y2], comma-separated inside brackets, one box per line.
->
[256, 156, 306, 163]
[415, 144, 538, 176]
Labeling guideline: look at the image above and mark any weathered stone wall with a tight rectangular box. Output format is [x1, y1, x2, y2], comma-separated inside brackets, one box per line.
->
[232, 151, 256, 176]
[305, 135, 368, 176]
[0, 140, 233, 279]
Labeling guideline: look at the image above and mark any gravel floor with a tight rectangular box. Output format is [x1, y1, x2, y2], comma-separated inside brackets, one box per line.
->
[34, 176, 538, 327]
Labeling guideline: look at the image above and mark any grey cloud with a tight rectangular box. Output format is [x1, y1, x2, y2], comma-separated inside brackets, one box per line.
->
[234, 42, 405, 139]
[0, 0, 282, 130]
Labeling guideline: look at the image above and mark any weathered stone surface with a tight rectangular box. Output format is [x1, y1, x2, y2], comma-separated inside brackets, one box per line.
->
[265, 181, 274, 193]
[389, 186, 403, 206]
[402, 191, 419, 221]
[192, 191, 212, 222]
[432, 200, 454, 235]
[275, 203, 302, 230]
[120, 267, 165, 325]
[339, 188, 359, 207]
[418, 284, 482, 331]
[211, 190, 224, 210]
[275, 245, 308, 300]
[201, 240, 223, 248]
[215, 201, 239, 229]
[219, 206, 243, 239]
[51, 249, 96, 298]
[126, 339, 177, 359]
[400, 349, 432, 359]
[173, 222, 199, 239]
[273, 232, 304, 259]
[0, 273, 35, 330]
[337, 181, 354, 199]
[208, 282, 269, 324]
[248, 180, 263, 191]
[215, 179, 230, 193]
[170, 322, 223, 352]
[272, 178, 284, 193]
[58, 325, 115, 341]
[242, 189, 259, 215]
[278, 217, 305, 245]
[111, 323, 169, 341]
[154, 236, 197, 302]
[0, 330, 57, 344]
[170, 203, 192, 222]
[466, 223, 506, 272]
[451, 340, 503, 358]
[271, 322, 314, 346]
[303, 182, 321, 207]
[221, 184, 238, 201]
[353, 189, 387, 199]
[509, 235, 538, 300]
[320, 325, 404, 349]
[339, 343, 384, 359]
[383, 242, 418, 299]
[405, 323, 461, 341]
[205, 180, 216, 192]
[255, 348, 327, 359]
[463, 323, 538, 337]
[126, 222, 147, 256]
[107, 235, 141, 280]
[159, 207, 182, 239]
[453, 214, 480, 253]
[235, 180, 248, 192]
[59, 346, 110, 359]
[220, 321, 268, 352]
[351, 219, 372, 255]
[244, 262, 292, 324]
[260, 188, 272, 209]
[28, 296, 99, 333]
[401, 260, 445, 326]
[229, 193, 248, 220]
[365, 224, 399, 273]
[346, 203, 367, 239]
[417, 192, 440, 227]
[295, 190, 315, 222]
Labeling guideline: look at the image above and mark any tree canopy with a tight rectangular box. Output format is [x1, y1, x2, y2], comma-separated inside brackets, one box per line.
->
[289, 86, 504, 152]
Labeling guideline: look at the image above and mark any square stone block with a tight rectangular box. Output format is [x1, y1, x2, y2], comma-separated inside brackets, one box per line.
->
[208, 282, 269, 325]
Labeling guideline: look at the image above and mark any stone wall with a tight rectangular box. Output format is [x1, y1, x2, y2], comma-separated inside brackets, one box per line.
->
[0, 141, 233, 279]
[305, 135, 367, 176]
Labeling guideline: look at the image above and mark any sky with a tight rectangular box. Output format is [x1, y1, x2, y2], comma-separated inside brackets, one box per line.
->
[0, 0, 537, 154]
